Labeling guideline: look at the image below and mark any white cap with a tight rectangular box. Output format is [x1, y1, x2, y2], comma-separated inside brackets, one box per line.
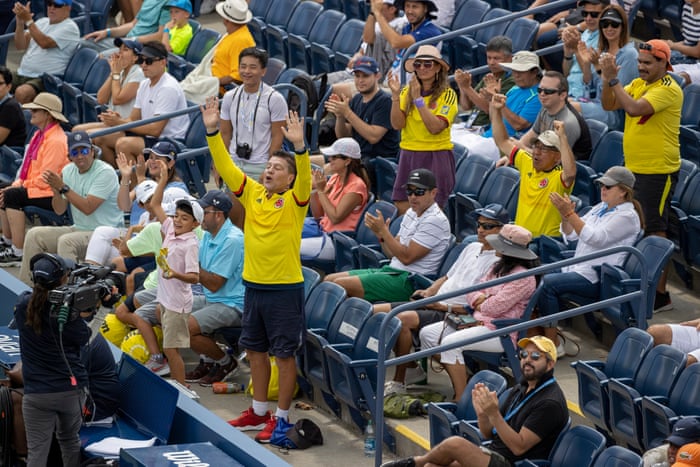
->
[135, 180, 157, 204]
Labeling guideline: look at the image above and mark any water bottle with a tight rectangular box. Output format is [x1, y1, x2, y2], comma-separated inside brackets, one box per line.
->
[211, 382, 245, 394]
[364, 419, 376, 457]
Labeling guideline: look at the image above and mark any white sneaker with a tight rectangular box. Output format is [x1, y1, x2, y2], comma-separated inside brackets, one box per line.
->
[145, 357, 170, 376]
[384, 380, 406, 395]
[404, 365, 427, 385]
[199, 0, 217, 15]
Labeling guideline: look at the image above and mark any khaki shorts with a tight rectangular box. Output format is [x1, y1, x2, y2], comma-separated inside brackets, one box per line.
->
[160, 307, 190, 349]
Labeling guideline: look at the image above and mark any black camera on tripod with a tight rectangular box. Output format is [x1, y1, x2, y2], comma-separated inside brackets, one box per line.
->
[236, 143, 252, 160]
[48, 264, 126, 324]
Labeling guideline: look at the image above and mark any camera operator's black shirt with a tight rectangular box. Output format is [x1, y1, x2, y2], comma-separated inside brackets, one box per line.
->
[14, 291, 90, 394]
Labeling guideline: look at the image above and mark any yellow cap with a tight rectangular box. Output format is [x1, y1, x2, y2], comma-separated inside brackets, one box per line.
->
[517, 335, 557, 363]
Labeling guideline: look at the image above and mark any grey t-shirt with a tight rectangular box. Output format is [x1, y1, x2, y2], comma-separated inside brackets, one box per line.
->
[532, 104, 581, 147]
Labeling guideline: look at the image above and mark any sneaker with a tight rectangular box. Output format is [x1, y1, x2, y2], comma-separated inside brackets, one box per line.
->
[384, 380, 406, 395]
[185, 359, 213, 383]
[654, 291, 673, 313]
[255, 415, 278, 443]
[145, 357, 170, 376]
[0, 247, 21, 266]
[404, 365, 427, 385]
[228, 407, 272, 431]
[198, 358, 239, 387]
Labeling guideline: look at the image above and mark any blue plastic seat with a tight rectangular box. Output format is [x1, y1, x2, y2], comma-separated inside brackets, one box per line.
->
[447, 153, 496, 239]
[42, 47, 98, 96]
[588, 130, 624, 176]
[264, 1, 321, 62]
[88, 0, 114, 31]
[287, 9, 345, 73]
[467, 8, 512, 69]
[427, 370, 507, 446]
[591, 446, 643, 467]
[323, 312, 401, 428]
[607, 344, 686, 451]
[571, 328, 654, 434]
[682, 83, 700, 127]
[585, 118, 609, 156]
[166, 113, 211, 197]
[673, 159, 698, 207]
[641, 363, 700, 450]
[504, 16, 539, 52]
[61, 58, 110, 126]
[517, 425, 606, 467]
[572, 161, 600, 208]
[373, 157, 399, 202]
[168, 28, 221, 81]
[310, 18, 365, 75]
[341, 0, 366, 20]
[448, 0, 492, 70]
[262, 58, 287, 86]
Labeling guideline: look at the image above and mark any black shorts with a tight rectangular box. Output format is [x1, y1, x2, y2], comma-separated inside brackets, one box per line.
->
[388, 302, 445, 330]
[239, 286, 305, 358]
[2, 186, 53, 211]
[633, 172, 678, 234]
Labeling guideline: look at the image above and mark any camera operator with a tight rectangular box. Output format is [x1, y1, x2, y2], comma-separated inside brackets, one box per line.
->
[13, 253, 91, 467]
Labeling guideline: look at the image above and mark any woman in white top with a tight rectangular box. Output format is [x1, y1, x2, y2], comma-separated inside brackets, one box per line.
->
[537, 165, 643, 354]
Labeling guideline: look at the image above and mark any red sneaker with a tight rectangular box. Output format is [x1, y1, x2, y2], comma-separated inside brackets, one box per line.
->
[228, 407, 271, 432]
[254, 416, 278, 444]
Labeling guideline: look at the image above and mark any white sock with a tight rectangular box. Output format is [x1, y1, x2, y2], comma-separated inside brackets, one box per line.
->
[12, 246, 22, 256]
[2, 236, 11, 245]
[201, 355, 214, 363]
[252, 400, 268, 417]
[275, 408, 289, 421]
[216, 354, 231, 366]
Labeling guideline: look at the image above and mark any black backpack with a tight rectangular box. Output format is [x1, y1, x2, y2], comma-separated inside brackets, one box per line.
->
[288, 73, 328, 117]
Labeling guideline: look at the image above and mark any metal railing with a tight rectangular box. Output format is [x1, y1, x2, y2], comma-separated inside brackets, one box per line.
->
[372, 244, 650, 465]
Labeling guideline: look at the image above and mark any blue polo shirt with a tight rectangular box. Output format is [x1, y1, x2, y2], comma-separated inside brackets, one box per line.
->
[483, 84, 541, 138]
[199, 219, 245, 308]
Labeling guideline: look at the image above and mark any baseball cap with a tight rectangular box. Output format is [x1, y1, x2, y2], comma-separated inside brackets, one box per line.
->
[518, 335, 557, 363]
[135, 180, 158, 204]
[146, 141, 178, 160]
[114, 38, 143, 54]
[471, 203, 510, 224]
[674, 443, 700, 467]
[51, 0, 73, 6]
[163, 186, 191, 206]
[198, 190, 233, 213]
[175, 198, 204, 223]
[500, 51, 541, 72]
[667, 419, 700, 447]
[68, 131, 92, 152]
[640, 39, 673, 71]
[165, 0, 193, 13]
[139, 42, 168, 60]
[595, 166, 635, 189]
[30, 253, 75, 288]
[353, 56, 379, 75]
[405, 169, 436, 190]
[537, 130, 561, 152]
[320, 138, 362, 160]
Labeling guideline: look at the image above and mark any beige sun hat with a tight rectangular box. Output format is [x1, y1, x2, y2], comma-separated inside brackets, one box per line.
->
[22, 93, 68, 123]
[216, 0, 253, 24]
[404, 45, 450, 73]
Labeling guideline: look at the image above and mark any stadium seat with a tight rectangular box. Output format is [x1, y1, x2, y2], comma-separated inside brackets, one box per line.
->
[310, 19, 365, 75]
[427, 370, 507, 446]
[448, 0, 491, 70]
[587, 130, 624, 176]
[262, 58, 287, 86]
[61, 58, 110, 126]
[341, 0, 367, 20]
[447, 153, 496, 239]
[373, 157, 399, 202]
[287, 9, 345, 72]
[88, 0, 114, 31]
[264, 1, 321, 62]
[682, 83, 700, 127]
[42, 47, 99, 96]
[571, 327, 654, 434]
[250, 0, 274, 18]
[641, 363, 700, 450]
[167, 28, 221, 81]
[673, 159, 698, 206]
[468, 8, 512, 69]
[679, 126, 700, 166]
[585, 118, 609, 156]
[607, 344, 686, 451]
[572, 161, 599, 208]
[591, 446, 643, 467]
[504, 17, 539, 52]
[518, 425, 606, 467]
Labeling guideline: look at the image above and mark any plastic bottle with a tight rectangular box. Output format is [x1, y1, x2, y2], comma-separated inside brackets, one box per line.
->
[364, 419, 376, 457]
[211, 382, 245, 394]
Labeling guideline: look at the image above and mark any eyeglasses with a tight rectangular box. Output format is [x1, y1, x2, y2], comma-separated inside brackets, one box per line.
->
[537, 87, 562, 95]
[137, 56, 163, 65]
[600, 20, 621, 29]
[413, 60, 435, 69]
[406, 187, 427, 197]
[519, 350, 545, 361]
[582, 10, 601, 18]
[69, 147, 91, 158]
[477, 221, 502, 230]
[532, 143, 558, 152]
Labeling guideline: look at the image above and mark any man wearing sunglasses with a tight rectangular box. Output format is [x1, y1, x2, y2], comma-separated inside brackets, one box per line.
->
[601, 38, 681, 311]
[517, 71, 591, 161]
[11, 0, 80, 104]
[562, 0, 607, 99]
[382, 335, 568, 467]
[18, 131, 122, 285]
[92, 41, 189, 167]
[326, 168, 450, 303]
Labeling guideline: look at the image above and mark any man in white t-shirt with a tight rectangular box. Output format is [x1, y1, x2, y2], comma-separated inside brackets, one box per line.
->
[92, 41, 189, 167]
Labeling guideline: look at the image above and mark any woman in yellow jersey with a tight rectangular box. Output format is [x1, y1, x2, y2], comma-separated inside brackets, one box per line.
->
[388, 45, 458, 214]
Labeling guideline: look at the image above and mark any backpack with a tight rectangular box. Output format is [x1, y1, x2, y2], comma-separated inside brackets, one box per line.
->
[383, 391, 446, 419]
[288, 73, 328, 117]
[270, 418, 324, 449]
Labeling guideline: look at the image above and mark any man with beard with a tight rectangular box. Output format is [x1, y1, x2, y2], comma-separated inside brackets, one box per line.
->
[325, 56, 400, 186]
[381, 336, 568, 467]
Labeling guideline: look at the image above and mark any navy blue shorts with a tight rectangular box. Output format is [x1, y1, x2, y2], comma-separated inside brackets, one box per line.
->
[239, 287, 305, 358]
[123, 256, 155, 274]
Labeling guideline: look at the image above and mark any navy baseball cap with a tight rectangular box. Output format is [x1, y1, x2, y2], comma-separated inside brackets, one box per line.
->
[114, 38, 143, 54]
[198, 190, 233, 213]
[471, 203, 510, 224]
[146, 141, 178, 160]
[353, 56, 379, 75]
[667, 418, 700, 446]
[67, 131, 92, 152]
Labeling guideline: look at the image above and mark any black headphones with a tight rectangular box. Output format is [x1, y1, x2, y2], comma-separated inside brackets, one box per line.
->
[29, 253, 67, 287]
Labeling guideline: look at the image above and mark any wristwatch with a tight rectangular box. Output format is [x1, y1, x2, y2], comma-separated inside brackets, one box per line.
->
[59, 185, 70, 195]
[112, 73, 121, 80]
[607, 78, 620, 87]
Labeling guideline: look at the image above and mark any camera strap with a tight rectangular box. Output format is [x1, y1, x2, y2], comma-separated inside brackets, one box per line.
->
[234, 83, 264, 150]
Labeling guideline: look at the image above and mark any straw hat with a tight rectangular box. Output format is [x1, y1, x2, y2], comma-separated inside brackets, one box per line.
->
[22, 93, 68, 123]
[404, 45, 449, 73]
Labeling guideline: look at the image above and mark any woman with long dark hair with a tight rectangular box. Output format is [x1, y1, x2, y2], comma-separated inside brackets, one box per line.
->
[14, 253, 90, 467]
[388, 44, 457, 214]
[420, 224, 540, 400]
[301, 137, 370, 260]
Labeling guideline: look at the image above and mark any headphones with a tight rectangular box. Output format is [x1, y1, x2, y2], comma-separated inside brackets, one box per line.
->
[29, 253, 67, 287]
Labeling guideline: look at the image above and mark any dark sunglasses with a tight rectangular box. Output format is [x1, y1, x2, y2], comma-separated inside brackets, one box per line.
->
[519, 350, 545, 361]
[537, 87, 562, 95]
[137, 56, 163, 65]
[413, 60, 435, 69]
[600, 20, 621, 29]
[406, 187, 427, 197]
[69, 147, 91, 158]
[582, 10, 601, 18]
[477, 221, 502, 230]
